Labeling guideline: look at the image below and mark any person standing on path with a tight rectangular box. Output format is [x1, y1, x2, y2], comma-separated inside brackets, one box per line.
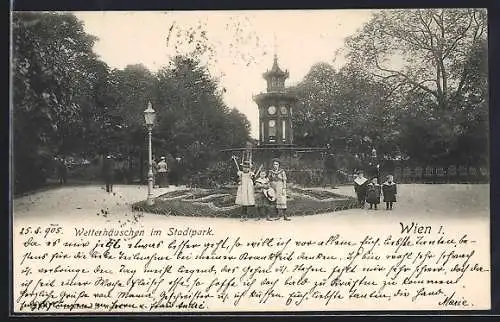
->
[254, 169, 273, 221]
[353, 171, 368, 208]
[366, 177, 381, 210]
[324, 152, 338, 188]
[157, 156, 168, 188]
[235, 160, 255, 221]
[268, 159, 291, 221]
[382, 174, 397, 210]
[56, 157, 68, 185]
[152, 156, 158, 188]
[103, 154, 115, 193]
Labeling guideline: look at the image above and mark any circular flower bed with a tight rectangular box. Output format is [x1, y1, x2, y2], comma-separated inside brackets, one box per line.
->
[132, 186, 358, 218]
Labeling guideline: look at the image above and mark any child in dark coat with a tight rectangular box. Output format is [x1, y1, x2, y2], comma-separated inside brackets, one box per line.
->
[366, 178, 381, 210]
[382, 175, 397, 210]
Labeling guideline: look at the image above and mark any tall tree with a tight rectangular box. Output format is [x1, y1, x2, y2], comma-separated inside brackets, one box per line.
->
[343, 9, 488, 165]
[12, 12, 105, 192]
[345, 8, 487, 111]
[152, 56, 251, 175]
[290, 62, 398, 164]
[103, 64, 156, 157]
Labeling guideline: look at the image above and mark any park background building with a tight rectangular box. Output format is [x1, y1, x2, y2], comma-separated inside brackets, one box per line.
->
[253, 55, 297, 146]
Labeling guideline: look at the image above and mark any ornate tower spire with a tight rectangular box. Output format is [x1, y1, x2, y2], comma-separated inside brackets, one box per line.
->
[263, 52, 289, 92]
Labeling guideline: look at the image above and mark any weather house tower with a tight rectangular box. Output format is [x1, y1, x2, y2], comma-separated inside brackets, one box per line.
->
[253, 55, 297, 146]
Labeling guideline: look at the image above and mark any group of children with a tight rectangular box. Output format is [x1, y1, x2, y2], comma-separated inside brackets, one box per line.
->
[353, 171, 397, 210]
[234, 157, 398, 219]
[234, 157, 290, 221]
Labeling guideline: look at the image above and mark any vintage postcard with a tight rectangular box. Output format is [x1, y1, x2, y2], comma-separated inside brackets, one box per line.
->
[10, 9, 490, 314]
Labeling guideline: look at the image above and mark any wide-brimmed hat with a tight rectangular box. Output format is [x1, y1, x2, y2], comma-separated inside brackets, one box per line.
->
[263, 187, 276, 202]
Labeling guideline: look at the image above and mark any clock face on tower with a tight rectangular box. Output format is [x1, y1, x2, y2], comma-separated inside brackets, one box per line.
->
[280, 106, 287, 114]
[268, 105, 276, 115]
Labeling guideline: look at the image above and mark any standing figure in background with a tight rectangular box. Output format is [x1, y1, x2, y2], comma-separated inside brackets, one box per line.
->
[152, 155, 158, 188]
[353, 171, 368, 208]
[382, 175, 397, 210]
[324, 151, 338, 188]
[269, 159, 290, 221]
[366, 177, 381, 210]
[235, 160, 255, 221]
[56, 157, 67, 185]
[103, 154, 115, 193]
[157, 156, 168, 188]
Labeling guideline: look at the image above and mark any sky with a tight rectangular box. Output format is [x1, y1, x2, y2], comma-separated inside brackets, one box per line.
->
[74, 10, 375, 138]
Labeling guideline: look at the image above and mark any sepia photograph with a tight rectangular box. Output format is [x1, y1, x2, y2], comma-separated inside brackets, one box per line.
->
[10, 8, 491, 314]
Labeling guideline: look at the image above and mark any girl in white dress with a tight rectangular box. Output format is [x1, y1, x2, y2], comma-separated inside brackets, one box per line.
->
[235, 160, 255, 220]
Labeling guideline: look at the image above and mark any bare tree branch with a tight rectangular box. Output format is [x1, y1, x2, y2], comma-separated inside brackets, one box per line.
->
[371, 73, 400, 80]
[371, 48, 437, 98]
[443, 13, 474, 59]
[417, 11, 436, 50]
[381, 82, 404, 102]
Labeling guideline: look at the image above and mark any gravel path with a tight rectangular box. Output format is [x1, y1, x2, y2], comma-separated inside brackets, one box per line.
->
[12, 184, 489, 230]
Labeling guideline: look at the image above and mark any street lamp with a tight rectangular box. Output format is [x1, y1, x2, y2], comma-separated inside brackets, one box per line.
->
[144, 101, 156, 206]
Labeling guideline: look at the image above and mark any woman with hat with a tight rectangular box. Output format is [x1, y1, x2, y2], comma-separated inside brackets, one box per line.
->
[157, 156, 168, 188]
[234, 159, 255, 221]
[268, 158, 291, 221]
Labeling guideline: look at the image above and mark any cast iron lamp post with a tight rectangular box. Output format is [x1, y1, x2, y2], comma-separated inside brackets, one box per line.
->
[144, 101, 156, 206]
